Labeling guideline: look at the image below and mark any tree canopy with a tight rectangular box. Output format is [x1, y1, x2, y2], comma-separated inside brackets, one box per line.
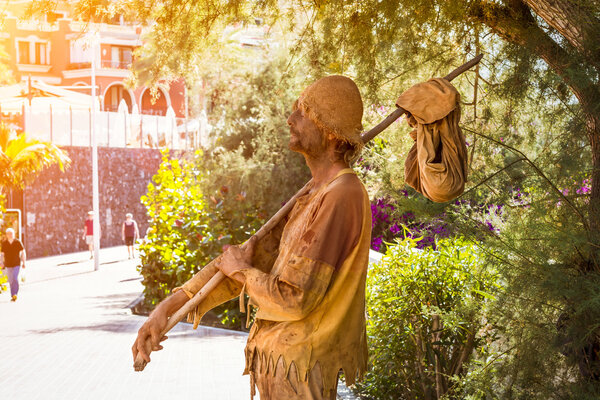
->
[28, 0, 600, 396]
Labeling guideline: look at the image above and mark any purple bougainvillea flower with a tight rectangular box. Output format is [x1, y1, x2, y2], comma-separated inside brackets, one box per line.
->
[371, 236, 383, 251]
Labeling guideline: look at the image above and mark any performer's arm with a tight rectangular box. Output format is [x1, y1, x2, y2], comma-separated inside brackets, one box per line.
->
[221, 183, 363, 322]
[173, 221, 284, 325]
[226, 256, 334, 321]
[132, 290, 188, 363]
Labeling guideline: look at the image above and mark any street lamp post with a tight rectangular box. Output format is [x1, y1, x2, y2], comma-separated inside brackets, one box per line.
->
[90, 30, 100, 271]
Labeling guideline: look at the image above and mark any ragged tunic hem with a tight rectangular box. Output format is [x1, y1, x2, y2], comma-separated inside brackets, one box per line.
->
[243, 347, 367, 399]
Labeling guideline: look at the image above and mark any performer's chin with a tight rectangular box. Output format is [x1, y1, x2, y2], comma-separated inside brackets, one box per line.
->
[288, 137, 301, 152]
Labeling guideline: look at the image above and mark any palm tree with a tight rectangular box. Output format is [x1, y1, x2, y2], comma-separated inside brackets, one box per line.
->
[0, 122, 70, 190]
[0, 123, 69, 292]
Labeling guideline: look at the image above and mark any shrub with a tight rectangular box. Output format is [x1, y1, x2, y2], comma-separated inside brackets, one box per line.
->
[357, 236, 498, 400]
[138, 150, 263, 328]
[138, 56, 311, 329]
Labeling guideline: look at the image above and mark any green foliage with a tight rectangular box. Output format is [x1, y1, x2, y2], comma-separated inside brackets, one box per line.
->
[138, 55, 310, 329]
[138, 150, 263, 311]
[0, 123, 71, 190]
[359, 236, 498, 400]
[203, 53, 311, 215]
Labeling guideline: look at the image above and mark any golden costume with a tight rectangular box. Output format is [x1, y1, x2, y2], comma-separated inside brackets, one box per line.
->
[176, 169, 371, 399]
[175, 75, 371, 399]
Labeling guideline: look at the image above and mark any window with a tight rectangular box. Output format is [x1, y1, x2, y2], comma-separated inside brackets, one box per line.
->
[17, 40, 49, 65]
[111, 46, 132, 68]
[35, 43, 47, 65]
[18, 41, 30, 64]
[120, 47, 132, 65]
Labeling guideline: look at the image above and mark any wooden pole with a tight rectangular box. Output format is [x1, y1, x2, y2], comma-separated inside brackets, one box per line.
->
[133, 54, 483, 371]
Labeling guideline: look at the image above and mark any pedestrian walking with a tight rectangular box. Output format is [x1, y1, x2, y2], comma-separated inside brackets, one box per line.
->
[1, 228, 26, 302]
[122, 213, 140, 259]
[82, 211, 100, 259]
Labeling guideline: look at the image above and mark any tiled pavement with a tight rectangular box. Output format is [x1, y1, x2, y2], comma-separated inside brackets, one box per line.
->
[0, 247, 359, 400]
[0, 247, 250, 400]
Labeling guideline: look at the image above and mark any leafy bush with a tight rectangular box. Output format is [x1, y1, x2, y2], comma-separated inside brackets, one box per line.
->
[358, 236, 498, 400]
[370, 196, 455, 252]
[138, 56, 311, 329]
[138, 150, 263, 327]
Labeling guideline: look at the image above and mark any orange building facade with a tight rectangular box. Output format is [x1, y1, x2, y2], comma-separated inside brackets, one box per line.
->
[1, 6, 186, 117]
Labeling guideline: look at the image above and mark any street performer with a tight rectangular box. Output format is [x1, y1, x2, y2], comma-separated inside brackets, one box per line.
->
[132, 75, 372, 399]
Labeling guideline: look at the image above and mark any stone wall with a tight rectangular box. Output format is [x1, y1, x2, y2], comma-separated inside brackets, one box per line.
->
[23, 146, 165, 258]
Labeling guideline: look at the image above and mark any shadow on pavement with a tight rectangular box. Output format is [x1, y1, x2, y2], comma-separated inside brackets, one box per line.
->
[25, 270, 96, 285]
[27, 318, 248, 338]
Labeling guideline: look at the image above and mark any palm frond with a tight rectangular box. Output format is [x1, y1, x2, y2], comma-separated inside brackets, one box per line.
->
[0, 123, 71, 189]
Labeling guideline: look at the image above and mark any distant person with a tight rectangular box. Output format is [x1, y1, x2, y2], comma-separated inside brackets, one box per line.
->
[122, 213, 140, 259]
[0, 228, 26, 302]
[82, 211, 100, 259]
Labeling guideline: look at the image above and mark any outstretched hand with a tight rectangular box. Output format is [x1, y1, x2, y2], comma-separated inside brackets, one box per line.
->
[132, 309, 169, 364]
[218, 235, 258, 280]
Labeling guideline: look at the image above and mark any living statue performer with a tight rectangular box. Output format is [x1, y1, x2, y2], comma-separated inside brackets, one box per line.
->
[133, 75, 371, 399]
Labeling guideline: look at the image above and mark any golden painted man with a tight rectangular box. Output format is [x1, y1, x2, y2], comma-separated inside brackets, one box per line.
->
[132, 75, 372, 399]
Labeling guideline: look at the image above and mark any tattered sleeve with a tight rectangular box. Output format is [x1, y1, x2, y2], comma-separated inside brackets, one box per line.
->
[238, 180, 363, 322]
[173, 219, 284, 328]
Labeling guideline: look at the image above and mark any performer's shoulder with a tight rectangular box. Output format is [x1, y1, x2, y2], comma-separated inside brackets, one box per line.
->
[325, 172, 366, 200]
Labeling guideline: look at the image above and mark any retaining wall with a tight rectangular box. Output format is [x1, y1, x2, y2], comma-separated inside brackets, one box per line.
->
[23, 146, 165, 258]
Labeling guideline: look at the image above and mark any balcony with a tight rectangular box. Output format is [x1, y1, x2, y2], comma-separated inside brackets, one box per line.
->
[67, 62, 92, 70]
[16, 20, 57, 32]
[17, 64, 52, 73]
[67, 60, 131, 70]
[101, 60, 131, 69]
[62, 62, 132, 79]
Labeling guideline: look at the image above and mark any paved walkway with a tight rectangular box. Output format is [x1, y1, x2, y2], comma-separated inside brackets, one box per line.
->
[0, 247, 358, 400]
[0, 247, 250, 400]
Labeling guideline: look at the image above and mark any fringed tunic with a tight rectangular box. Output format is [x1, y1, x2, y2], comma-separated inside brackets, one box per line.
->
[176, 169, 371, 398]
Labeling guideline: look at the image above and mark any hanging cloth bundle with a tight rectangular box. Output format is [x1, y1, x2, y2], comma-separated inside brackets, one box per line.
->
[396, 78, 468, 203]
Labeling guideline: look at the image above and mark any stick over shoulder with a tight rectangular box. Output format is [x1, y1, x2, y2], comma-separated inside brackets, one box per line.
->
[133, 54, 483, 372]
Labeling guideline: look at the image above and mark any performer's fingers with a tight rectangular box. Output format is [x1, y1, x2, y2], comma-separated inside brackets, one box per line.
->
[160, 335, 168, 342]
[136, 340, 151, 363]
[150, 328, 161, 347]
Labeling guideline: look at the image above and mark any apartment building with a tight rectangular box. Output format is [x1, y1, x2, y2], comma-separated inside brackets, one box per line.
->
[0, 2, 186, 117]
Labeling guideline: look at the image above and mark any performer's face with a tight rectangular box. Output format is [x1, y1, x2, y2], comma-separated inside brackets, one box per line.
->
[287, 106, 326, 157]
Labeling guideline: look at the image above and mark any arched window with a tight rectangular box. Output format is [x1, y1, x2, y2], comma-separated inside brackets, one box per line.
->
[140, 87, 170, 116]
[104, 83, 133, 112]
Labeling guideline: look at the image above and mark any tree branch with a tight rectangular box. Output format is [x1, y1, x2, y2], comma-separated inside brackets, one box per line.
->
[469, 0, 600, 117]
[522, 0, 600, 71]
[461, 126, 588, 229]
